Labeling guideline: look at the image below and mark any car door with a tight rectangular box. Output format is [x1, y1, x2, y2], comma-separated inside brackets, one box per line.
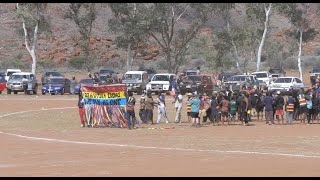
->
[294, 78, 303, 88]
[64, 79, 71, 93]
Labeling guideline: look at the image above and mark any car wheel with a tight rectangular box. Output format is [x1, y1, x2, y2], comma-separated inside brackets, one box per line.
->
[155, 92, 159, 95]
[14, 91, 18, 94]
[137, 89, 142, 95]
[61, 88, 65, 95]
[0, 91, 2, 94]
[51, 93, 55, 95]
[42, 92, 45, 95]
[33, 89, 37, 95]
[181, 91, 186, 95]
[7, 89, 11, 94]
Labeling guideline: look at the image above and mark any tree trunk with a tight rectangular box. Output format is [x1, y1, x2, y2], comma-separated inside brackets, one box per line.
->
[166, 52, 173, 73]
[298, 29, 303, 81]
[227, 20, 242, 73]
[127, 42, 132, 71]
[256, 3, 272, 72]
[30, 49, 36, 75]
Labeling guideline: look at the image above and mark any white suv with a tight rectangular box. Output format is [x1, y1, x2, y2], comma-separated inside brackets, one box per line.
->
[269, 76, 304, 93]
[146, 73, 177, 94]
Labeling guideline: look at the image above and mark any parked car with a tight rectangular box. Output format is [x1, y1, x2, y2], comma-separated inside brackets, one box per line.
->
[268, 76, 304, 94]
[74, 78, 95, 94]
[41, 71, 64, 85]
[138, 68, 157, 81]
[251, 71, 272, 90]
[122, 71, 149, 95]
[184, 70, 198, 76]
[98, 67, 114, 75]
[5, 69, 21, 82]
[41, 78, 71, 95]
[219, 72, 239, 83]
[309, 67, 320, 85]
[6, 72, 38, 95]
[268, 67, 286, 77]
[179, 75, 213, 95]
[146, 73, 177, 94]
[0, 75, 6, 94]
[224, 75, 252, 91]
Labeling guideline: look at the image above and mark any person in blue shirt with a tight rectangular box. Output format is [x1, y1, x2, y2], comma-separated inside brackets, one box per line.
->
[188, 94, 201, 128]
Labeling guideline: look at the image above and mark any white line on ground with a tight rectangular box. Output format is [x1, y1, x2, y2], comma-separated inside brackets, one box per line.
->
[1, 107, 320, 159]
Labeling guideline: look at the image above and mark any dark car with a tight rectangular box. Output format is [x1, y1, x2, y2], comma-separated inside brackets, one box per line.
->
[41, 78, 71, 95]
[74, 78, 95, 94]
[268, 68, 286, 77]
[0, 75, 6, 94]
[138, 68, 157, 81]
[41, 71, 64, 85]
[309, 67, 320, 85]
[219, 72, 239, 83]
[179, 75, 213, 95]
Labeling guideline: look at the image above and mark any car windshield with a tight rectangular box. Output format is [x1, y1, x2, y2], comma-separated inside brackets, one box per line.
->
[7, 71, 20, 76]
[269, 69, 283, 74]
[230, 76, 246, 81]
[274, 78, 292, 83]
[80, 79, 94, 84]
[187, 76, 202, 82]
[124, 74, 141, 81]
[253, 73, 267, 78]
[152, 75, 169, 81]
[312, 68, 320, 73]
[100, 69, 113, 74]
[0, 76, 5, 82]
[46, 72, 62, 76]
[186, 71, 197, 76]
[49, 78, 65, 84]
[10, 75, 26, 80]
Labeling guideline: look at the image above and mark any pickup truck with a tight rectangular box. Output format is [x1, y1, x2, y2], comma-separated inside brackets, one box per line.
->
[146, 73, 177, 94]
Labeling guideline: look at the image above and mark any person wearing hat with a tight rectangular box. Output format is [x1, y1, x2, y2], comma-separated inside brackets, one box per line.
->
[186, 93, 193, 123]
[274, 91, 285, 124]
[139, 92, 147, 123]
[188, 93, 201, 127]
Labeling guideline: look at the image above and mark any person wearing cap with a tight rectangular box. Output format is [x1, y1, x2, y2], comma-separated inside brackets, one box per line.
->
[174, 90, 183, 123]
[274, 91, 285, 124]
[188, 93, 201, 127]
[186, 93, 193, 123]
[297, 88, 307, 124]
[139, 92, 147, 123]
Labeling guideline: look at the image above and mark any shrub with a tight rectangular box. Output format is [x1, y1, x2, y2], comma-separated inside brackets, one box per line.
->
[68, 56, 86, 69]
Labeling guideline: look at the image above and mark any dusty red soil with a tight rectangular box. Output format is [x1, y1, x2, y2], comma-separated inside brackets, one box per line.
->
[0, 94, 320, 177]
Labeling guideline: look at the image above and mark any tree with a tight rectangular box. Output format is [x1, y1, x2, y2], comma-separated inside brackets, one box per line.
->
[108, 3, 149, 71]
[16, 3, 50, 75]
[143, 3, 218, 73]
[65, 3, 96, 72]
[246, 3, 273, 72]
[279, 3, 318, 81]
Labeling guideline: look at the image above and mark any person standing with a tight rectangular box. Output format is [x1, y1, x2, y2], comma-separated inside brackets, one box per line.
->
[264, 91, 274, 125]
[78, 85, 86, 127]
[306, 90, 313, 125]
[311, 92, 320, 124]
[139, 92, 147, 123]
[256, 92, 265, 121]
[220, 95, 229, 125]
[145, 91, 156, 124]
[126, 91, 137, 130]
[240, 92, 249, 126]
[211, 92, 219, 126]
[156, 93, 169, 124]
[274, 91, 285, 125]
[285, 91, 295, 125]
[202, 94, 212, 124]
[174, 90, 183, 123]
[186, 93, 193, 123]
[297, 89, 307, 124]
[70, 76, 77, 95]
[229, 95, 237, 125]
[189, 94, 201, 127]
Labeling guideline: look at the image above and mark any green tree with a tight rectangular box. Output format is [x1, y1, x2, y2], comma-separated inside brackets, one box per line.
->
[143, 3, 218, 73]
[278, 3, 318, 81]
[108, 3, 149, 71]
[16, 3, 51, 75]
[65, 3, 96, 71]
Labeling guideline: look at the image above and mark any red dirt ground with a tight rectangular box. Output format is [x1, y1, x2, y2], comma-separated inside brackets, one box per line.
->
[0, 94, 320, 177]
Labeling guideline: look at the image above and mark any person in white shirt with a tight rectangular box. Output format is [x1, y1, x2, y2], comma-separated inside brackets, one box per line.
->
[156, 93, 169, 124]
[174, 90, 183, 123]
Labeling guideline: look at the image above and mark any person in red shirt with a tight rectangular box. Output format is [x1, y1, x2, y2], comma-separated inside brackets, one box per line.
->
[220, 95, 229, 125]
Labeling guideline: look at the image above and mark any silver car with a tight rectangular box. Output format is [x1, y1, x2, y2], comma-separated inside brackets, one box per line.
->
[6, 72, 38, 95]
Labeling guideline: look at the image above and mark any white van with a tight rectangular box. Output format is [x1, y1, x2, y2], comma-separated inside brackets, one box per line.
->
[5, 69, 22, 82]
[122, 71, 149, 95]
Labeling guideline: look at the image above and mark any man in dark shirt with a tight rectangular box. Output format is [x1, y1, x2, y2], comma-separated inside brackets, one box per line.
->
[126, 91, 137, 129]
[274, 91, 285, 124]
[264, 91, 275, 125]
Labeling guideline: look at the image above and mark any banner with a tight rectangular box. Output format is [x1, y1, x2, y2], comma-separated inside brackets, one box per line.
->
[82, 84, 127, 128]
